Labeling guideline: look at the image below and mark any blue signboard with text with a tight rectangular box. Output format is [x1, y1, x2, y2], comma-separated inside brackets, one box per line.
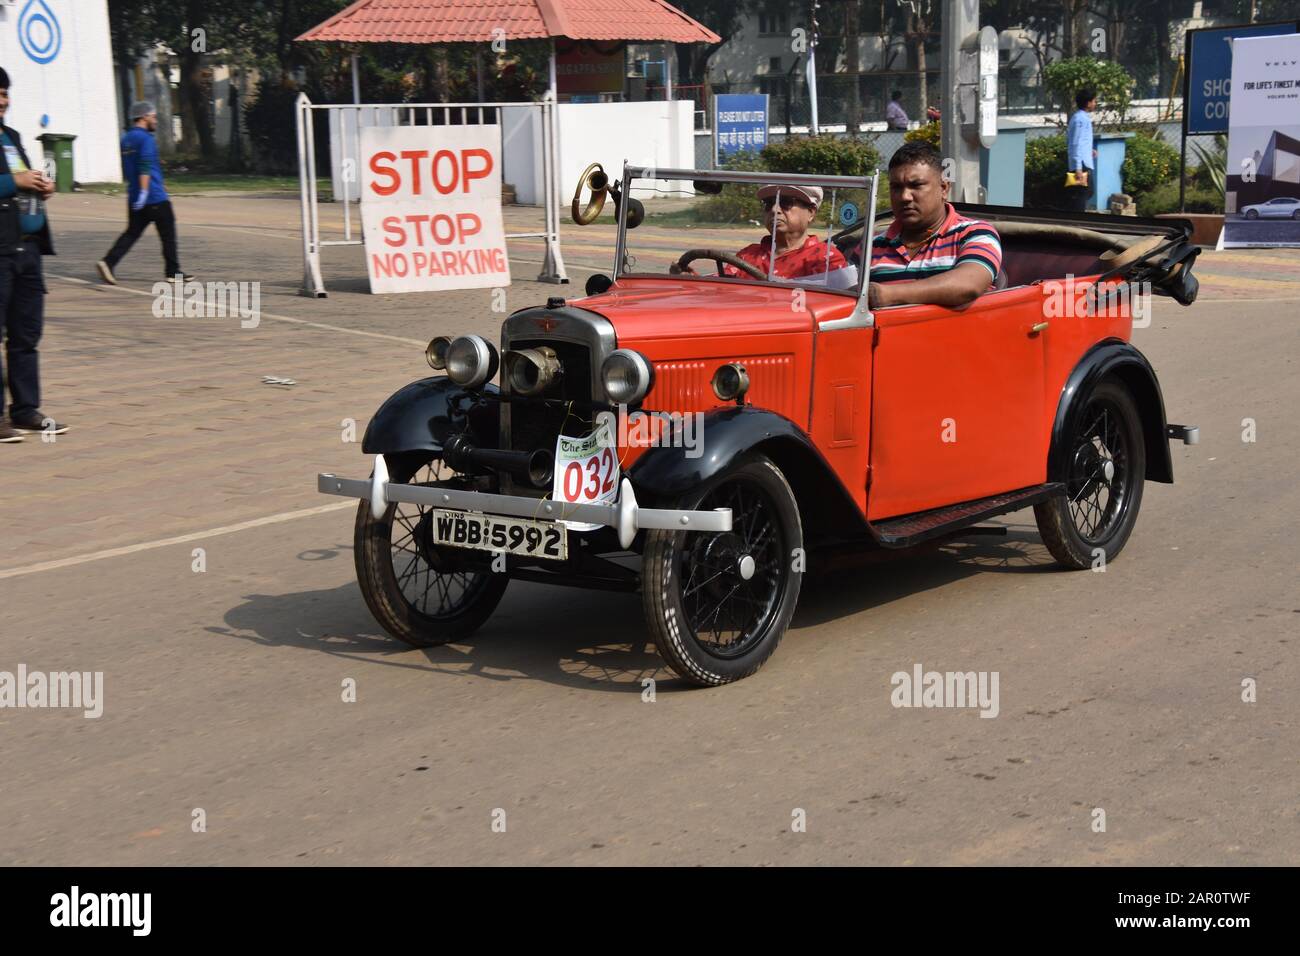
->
[1186, 21, 1298, 134]
[714, 94, 768, 165]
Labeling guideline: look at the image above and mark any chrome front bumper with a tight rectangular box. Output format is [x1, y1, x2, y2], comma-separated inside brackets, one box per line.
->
[318, 454, 732, 549]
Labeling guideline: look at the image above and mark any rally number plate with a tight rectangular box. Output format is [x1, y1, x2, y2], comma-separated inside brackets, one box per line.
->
[429, 509, 567, 561]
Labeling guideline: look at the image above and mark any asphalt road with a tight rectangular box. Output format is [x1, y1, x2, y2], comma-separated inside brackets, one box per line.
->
[0, 193, 1296, 865]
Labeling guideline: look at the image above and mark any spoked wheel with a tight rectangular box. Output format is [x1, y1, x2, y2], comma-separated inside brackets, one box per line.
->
[642, 455, 802, 685]
[1035, 380, 1146, 569]
[354, 455, 508, 646]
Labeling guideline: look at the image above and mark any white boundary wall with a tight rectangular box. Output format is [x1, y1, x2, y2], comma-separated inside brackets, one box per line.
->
[503, 100, 696, 204]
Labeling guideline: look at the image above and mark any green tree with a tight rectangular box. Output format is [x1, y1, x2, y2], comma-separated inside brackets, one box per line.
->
[1044, 56, 1134, 128]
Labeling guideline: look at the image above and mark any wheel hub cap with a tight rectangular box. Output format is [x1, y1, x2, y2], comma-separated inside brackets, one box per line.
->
[737, 554, 756, 580]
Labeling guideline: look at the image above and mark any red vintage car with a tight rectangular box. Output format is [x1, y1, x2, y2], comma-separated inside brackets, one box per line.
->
[318, 165, 1200, 686]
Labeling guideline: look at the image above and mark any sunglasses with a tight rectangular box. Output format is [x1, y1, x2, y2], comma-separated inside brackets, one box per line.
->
[761, 196, 810, 211]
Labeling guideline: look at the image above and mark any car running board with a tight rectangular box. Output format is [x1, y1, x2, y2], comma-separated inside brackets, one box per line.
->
[871, 483, 1066, 549]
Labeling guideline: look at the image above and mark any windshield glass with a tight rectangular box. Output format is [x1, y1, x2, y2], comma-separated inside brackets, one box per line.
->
[621, 173, 873, 297]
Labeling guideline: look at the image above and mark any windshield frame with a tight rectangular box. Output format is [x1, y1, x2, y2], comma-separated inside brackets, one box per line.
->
[615, 165, 878, 330]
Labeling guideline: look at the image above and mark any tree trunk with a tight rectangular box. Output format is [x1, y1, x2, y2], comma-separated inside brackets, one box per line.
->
[118, 62, 134, 133]
[178, 47, 214, 157]
[845, 1, 861, 136]
[910, 12, 927, 121]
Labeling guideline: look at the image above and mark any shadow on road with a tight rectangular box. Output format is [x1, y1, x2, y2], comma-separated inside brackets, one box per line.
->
[208, 523, 1058, 691]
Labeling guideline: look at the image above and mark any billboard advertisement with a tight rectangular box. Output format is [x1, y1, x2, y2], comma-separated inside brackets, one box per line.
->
[1223, 33, 1300, 248]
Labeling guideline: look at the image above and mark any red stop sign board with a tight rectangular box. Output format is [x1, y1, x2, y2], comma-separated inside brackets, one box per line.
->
[359, 126, 511, 293]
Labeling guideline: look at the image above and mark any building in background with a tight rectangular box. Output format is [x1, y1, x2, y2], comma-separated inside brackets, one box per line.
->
[0, 0, 121, 183]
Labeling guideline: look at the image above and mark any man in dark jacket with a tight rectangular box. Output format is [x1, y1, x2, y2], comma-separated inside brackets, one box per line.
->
[0, 66, 65, 444]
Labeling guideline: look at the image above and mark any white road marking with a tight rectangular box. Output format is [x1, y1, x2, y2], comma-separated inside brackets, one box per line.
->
[45, 273, 427, 345]
[0, 501, 356, 579]
[55, 214, 604, 272]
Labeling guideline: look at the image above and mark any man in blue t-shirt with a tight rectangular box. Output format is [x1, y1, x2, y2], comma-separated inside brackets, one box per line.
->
[96, 101, 190, 284]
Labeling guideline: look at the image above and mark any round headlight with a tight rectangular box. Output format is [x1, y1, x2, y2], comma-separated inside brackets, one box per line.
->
[446, 335, 498, 389]
[601, 349, 653, 405]
[426, 336, 452, 370]
[711, 363, 749, 403]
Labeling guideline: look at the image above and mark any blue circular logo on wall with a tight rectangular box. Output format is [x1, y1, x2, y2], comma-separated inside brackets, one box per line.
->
[839, 202, 860, 226]
[19, 0, 63, 65]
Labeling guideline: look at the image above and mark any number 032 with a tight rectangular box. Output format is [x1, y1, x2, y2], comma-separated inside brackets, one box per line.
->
[562, 447, 617, 501]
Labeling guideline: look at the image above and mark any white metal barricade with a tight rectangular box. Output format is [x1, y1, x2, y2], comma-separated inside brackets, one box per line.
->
[295, 93, 568, 297]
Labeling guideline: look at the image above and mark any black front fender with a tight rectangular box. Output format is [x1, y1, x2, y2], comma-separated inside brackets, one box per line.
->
[1050, 340, 1173, 484]
[361, 376, 499, 455]
[628, 406, 870, 542]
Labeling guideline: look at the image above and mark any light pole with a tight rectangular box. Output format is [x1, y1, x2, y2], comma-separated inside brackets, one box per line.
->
[939, 0, 985, 202]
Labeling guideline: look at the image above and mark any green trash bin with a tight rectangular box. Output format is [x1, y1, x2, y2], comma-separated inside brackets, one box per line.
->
[36, 133, 77, 193]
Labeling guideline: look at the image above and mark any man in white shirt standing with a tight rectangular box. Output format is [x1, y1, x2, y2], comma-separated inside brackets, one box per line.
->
[1065, 88, 1098, 212]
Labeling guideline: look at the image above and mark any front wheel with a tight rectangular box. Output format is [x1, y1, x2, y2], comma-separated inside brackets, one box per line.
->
[354, 456, 508, 646]
[1034, 380, 1146, 569]
[1245, 209, 1259, 220]
[641, 455, 803, 686]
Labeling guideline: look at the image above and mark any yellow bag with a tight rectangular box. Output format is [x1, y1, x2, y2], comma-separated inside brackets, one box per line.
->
[1064, 170, 1088, 188]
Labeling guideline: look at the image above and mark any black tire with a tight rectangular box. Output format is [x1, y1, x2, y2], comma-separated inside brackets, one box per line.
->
[1034, 380, 1146, 570]
[354, 456, 508, 647]
[642, 455, 802, 686]
[1292, 210, 1300, 220]
[1246, 209, 1259, 220]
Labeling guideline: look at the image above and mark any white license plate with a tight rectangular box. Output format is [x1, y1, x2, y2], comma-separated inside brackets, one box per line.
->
[429, 509, 568, 560]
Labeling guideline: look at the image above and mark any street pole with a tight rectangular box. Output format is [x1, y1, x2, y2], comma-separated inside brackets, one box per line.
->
[940, 0, 981, 202]
[549, 40, 558, 102]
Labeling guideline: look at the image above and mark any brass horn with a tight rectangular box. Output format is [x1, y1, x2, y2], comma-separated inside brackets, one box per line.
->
[571, 162, 609, 225]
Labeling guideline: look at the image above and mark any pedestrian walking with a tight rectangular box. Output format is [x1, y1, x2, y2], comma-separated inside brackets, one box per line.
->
[1064, 88, 1098, 212]
[96, 101, 191, 285]
[886, 90, 910, 130]
[0, 66, 66, 444]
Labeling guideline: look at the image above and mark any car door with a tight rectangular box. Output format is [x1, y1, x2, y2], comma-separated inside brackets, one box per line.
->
[866, 286, 1047, 521]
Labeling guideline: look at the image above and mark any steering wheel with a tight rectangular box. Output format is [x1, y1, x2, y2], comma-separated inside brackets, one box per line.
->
[672, 249, 767, 281]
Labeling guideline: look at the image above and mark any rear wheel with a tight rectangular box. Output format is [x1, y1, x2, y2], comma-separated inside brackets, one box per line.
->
[354, 456, 508, 646]
[1035, 380, 1145, 569]
[641, 456, 802, 686]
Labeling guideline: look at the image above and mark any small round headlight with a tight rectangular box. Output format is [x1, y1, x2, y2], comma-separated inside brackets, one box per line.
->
[601, 349, 653, 405]
[426, 336, 452, 370]
[711, 363, 749, 403]
[446, 335, 499, 389]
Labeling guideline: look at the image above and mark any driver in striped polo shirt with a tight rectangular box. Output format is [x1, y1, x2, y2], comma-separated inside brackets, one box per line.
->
[858, 142, 1002, 309]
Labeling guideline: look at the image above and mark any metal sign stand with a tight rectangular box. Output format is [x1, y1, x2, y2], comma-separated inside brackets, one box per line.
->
[295, 94, 568, 298]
